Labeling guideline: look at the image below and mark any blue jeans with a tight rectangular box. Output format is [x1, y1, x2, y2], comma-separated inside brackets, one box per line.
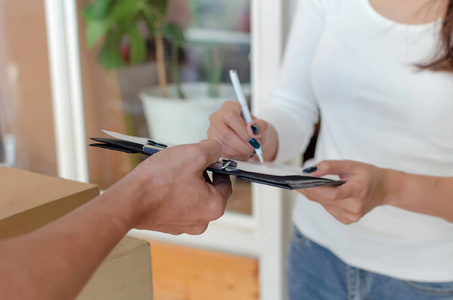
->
[287, 226, 453, 300]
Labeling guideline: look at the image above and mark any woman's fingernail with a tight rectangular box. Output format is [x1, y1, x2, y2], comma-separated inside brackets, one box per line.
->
[303, 166, 318, 173]
[249, 138, 261, 149]
[251, 125, 260, 135]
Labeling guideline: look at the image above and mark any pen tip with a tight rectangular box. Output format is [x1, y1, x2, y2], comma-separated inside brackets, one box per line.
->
[258, 154, 264, 164]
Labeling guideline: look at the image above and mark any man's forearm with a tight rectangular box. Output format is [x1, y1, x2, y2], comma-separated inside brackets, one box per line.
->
[0, 179, 141, 300]
[0, 140, 232, 300]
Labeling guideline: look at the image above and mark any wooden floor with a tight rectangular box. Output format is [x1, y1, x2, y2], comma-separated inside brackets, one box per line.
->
[150, 241, 259, 300]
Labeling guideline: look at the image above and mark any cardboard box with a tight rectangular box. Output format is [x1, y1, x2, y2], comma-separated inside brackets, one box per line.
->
[77, 236, 153, 300]
[0, 167, 99, 239]
[0, 167, 153, 300]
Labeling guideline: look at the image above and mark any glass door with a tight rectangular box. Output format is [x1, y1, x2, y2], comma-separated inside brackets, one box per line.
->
[76, 0, 253, 215]
[67, 0, 258, 243]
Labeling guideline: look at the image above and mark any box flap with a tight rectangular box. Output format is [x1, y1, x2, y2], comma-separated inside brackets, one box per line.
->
[0, 167, 99, 239]
[0, 167, 98, 220]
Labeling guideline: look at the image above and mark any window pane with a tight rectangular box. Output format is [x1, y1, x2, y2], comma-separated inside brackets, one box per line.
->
[0, 0, 57, 176]
[78, 0, 252, 215]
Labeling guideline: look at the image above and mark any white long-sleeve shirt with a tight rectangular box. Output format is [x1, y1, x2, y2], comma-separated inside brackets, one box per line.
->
[258, 0, 453, 282]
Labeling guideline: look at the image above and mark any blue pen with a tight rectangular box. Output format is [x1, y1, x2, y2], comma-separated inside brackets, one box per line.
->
[229, 69, 264, 164]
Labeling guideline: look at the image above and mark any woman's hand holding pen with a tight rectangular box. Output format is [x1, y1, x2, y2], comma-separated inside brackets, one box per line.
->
[207, 101, 278, 162]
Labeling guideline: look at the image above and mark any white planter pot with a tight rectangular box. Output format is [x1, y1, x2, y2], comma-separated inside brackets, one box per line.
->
[140, 82, 249, 145]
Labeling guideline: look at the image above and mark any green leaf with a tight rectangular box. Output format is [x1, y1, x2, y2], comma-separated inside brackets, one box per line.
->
[85, 18, 110, 48]
[147, 0, 168, 17]
[159, 23, 185, 48]
[141, 6, 157, 37]
[155, 0, 168, 16]
[83, 0, 115, 20]
[84, 0, 144, 49]
[97, 29, 126, 69]
[107, 0, 144, 25]
[127, 25, 147, 64]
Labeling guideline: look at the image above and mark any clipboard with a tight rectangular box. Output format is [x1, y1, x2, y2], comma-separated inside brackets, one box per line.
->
[90, 131, 343, 190]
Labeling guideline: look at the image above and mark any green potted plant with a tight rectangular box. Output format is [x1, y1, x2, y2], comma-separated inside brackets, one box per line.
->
[83, 0, 185, 98]
[83, 0, 244, 144]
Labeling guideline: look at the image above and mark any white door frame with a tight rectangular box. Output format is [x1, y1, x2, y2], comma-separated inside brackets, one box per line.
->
[251, 1, 292, 298]
[44, 0, 88, 182]
[45, 0, 292, 299]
